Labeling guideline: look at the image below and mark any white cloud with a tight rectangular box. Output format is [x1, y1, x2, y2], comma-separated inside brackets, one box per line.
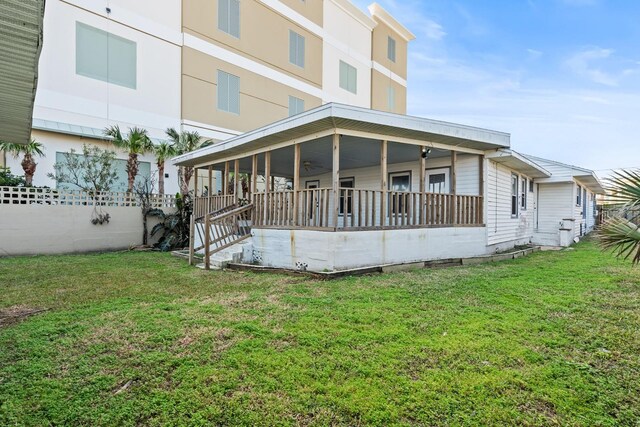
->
[527, 49, 543, 60]
[565, 48, 619, 86]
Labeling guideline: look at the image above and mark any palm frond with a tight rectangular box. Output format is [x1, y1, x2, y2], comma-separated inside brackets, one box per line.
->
[154, 141, 176, 163]
[0, 139, 45, 158]
[599, 217, 640, 265]
[604, 169, 640, 208]
[104, 125, 124, 147]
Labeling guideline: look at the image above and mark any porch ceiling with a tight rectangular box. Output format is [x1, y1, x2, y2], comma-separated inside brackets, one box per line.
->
[174, 103, 511, 168]
[0, 0, 45, 144]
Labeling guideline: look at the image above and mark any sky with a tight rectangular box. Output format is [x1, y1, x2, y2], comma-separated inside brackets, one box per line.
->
[352, 0, 640, 176]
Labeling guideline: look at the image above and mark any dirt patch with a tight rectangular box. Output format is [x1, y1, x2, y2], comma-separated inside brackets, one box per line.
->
[0, 305, 48, 328]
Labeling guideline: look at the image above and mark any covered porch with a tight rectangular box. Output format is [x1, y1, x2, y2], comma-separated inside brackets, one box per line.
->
[174, 104, 510, 270]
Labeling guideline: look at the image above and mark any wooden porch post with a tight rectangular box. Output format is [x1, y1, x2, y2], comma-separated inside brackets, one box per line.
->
[380, 140, 387, 227]
[251, 154, 258, 202]
[223, 161, 229, 195]
[194, 167, 199, 198]
[207, 166, 212, 196]
[451, 151, 457, 225]
[234, 159, 240, 203]
[293, 143, 301, 226]
[479, 154, 485, 225]
[264, 151, 271, 223]
[419, 146, 426, 225]
[332, 134, 340, 229]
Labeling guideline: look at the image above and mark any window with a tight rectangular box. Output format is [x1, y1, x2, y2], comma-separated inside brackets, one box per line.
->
[217, 70, 240, 114]
[511, 174, 519, 217]
[289, 30, 305, 68]
[339, 60, 357, 94]
[387, 86, 395, 112]
[521, 178, 527, 209]
[288, 96, 304, 116]
[389, 171, 411, 214]
[55, 152, 150, 192]
[76, 22, 137, 89]
[388, 36, 396, 62]
[426, 168, 450, 194]
[576, 185, 582, 205]
[529, 179, 534, 192]
[218, 0, 240, 38]
[339, 177, 354, 215]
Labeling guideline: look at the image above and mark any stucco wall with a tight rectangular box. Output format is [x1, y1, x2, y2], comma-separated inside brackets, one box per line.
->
[0, 204, 175, 256]
[251, 227, 488, 272]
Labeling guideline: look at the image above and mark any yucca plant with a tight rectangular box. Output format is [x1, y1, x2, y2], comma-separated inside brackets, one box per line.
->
[104, 125, 153, 193]
[599, 169, 640, 264]
[0, 139, 45, 187]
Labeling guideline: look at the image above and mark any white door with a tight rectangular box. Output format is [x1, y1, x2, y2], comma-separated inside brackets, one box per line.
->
[426, 168, 450, 193]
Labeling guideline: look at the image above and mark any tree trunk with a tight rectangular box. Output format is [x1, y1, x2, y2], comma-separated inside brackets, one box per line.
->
[127, 153, 139, 193]
[21, 154, 36, 187]
[158, 162, 165, 195]
[142, 212, 148, 245]
[180, 166, 194, 197]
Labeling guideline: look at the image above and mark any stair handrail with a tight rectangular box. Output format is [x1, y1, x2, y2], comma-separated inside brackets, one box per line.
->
[203, 203, 255, 270]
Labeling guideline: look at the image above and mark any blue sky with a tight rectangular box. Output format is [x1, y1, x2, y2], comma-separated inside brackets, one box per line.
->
[352, 0, 640, 175]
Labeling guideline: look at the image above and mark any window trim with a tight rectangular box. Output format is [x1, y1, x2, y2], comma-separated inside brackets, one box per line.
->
[521, 177, 527, 210]
[388, 171, 412, 215]
[511, 173, 519, 218]
[339, 176, 355, 216]
[576, 184, 582, 206]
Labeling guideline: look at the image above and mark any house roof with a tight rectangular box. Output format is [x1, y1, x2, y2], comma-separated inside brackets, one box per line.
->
[486, 149, 551, 178]
[173, 103, 511, 167]
[368, 3, 416, 42]
[521, 153, 605, 193]
[0, 0, 45, 144]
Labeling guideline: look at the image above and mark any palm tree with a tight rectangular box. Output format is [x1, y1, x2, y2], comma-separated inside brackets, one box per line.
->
[165, 128, 209, 197]
[104, 125, 153, 193]
[0, 139, 45, 187]
[153, 141, 176, 196]
[599, 169, 640, 264]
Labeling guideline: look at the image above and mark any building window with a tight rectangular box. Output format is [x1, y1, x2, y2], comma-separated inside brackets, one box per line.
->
[388, 36, 396, 62]
[288, 96, 304, 116]
[387, 86, 396, 112]
[511, 173, 519, 217]
[76, 22, 137, 89]
[529, 179, 534, 192]
[218, 0, 240, 38]
[217, 70, 240, 114]
[389, 171, 411, 214]
[289, 30, 305, 68]
[55, 152, 149, 192]
[576, 184, 582, 205]
[339, 177, 354, 215]
[521, 178, 527, 209]
[339, 60, 357, 94]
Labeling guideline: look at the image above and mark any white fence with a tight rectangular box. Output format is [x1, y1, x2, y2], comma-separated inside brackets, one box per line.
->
[0, 186, 176, 208]
[0, 186, 177, 256]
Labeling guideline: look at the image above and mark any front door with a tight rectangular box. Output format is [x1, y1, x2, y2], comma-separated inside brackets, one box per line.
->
[426, 168, 450, 194]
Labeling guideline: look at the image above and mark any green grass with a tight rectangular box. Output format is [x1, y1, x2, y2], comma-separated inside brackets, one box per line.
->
[0, 241, 639, 426]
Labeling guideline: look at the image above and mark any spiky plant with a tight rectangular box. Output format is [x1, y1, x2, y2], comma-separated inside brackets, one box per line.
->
[165, 128, 210, 197]
[153, 141, 176, 196]
[599, 169, 640, 264]
[0, 139, 45, 187]
[104, 125, 153, 193]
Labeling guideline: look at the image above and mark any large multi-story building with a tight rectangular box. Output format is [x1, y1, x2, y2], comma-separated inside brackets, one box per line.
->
[1, 0, 413, 193]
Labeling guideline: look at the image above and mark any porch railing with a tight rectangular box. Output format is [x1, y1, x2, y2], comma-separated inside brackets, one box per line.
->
[202, 188, 483, 230]
[193, 194, 235, 218]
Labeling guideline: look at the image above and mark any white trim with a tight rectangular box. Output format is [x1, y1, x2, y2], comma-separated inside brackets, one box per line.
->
[329, 0, 377, 31]
[368, 3, 416, 42]
[258, 0, 324, 37]
[181, 119, 241, 140]
[372, 61, 407, 86]
[184, 33, 324, 99]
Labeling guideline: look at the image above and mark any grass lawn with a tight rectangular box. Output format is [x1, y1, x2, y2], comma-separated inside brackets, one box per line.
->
[1, 240, 639, 426]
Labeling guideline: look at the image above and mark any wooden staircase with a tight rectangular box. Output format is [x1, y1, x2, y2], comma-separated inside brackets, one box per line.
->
[189, 203, 254, 270]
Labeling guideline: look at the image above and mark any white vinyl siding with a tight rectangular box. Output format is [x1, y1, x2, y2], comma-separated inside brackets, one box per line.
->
[487, 161, 534, 246]
[289, 30, 305, 68]
[75, 22, 137, 89]
[536, 183, 573, 234]
[387, 86, 395, 112]
[288, 96, 304, 116]
[387, 36, 396, 62]
[218, 0, 240, 38]
[339, 60, 357, 94]
[217, 70, 240, 114]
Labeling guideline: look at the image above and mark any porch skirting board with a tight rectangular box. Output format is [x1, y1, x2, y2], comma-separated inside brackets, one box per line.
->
[251, 227, 489, 272]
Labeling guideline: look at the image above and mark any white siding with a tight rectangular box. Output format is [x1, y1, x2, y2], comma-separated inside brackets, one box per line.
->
[536, 183, 573, 234]
[487, 160, 535, 246]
